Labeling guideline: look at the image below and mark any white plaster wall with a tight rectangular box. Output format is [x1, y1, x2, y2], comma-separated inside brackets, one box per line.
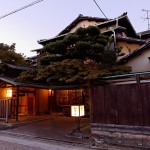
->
[125, 48, 150, 73]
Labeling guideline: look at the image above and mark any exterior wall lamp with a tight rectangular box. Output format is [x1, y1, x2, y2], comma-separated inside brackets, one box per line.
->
[49, 89, 54, 96]
[6, 89, 12, 98]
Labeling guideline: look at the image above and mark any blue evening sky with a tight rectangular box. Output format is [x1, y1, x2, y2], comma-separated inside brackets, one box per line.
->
[0, 0, 149, 57]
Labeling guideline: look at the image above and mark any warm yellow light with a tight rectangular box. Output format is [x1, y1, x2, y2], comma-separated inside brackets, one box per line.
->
[6, 89, 12, 98]
[49, 89, 54, 96]
[71, 105, 85, 117]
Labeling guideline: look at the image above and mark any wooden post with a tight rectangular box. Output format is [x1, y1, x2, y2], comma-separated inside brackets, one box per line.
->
[16, 86, 19, 122]
[136, 75, 143, 126]
[5, 100, 8, 123]
[88, 80, 93, 122]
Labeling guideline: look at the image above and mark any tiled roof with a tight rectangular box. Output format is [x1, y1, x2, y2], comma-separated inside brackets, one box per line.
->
[38, 33, 68, 45]
[0, 76, 50, 89]
[38, 15, 108, 45]
[58, 14, 109, 35]
[6, 64, 30, 71]
[97, 13, 137, 38]
[116, 36, 146, 44]
[0, 76, 84, 89]
[38, 13, 137, 45]
[138, 30, 150, 36]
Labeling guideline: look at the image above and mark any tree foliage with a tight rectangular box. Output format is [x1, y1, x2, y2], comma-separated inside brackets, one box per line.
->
[36, 59, 131, 85]
[17, 26, 131, 84]
[0, 43, 28, 65]
[42, 26, 110, 63]
[17, 68, 38, 82]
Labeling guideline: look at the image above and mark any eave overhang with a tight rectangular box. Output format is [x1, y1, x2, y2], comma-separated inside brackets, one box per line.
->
[138, 30, 150, 39]
[38, 33, 68, 46]
[0, 76, 86, 90]
[116, 36, 146, 44]
[117, 41, 150, 64]
[97, 13, 137, 38]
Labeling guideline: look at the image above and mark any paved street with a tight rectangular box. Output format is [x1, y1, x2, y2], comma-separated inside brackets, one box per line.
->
[1, 117, 93, 146]
[0, 116, 140, 150]
[0, 134, 92, 150]
[0, 117, 95, 149]
[0, 133, 138, 150]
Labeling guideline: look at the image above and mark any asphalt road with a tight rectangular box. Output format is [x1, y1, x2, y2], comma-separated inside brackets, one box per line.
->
[2, 117, 93, 145]
[0, 134, 92, 150]
[0, 133, 138, 150]
[0, 117, 139, 150]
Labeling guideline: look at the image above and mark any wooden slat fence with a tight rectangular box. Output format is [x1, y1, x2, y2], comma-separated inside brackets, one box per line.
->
[0, 99, 11, 122]
[92, 80, 150, 126]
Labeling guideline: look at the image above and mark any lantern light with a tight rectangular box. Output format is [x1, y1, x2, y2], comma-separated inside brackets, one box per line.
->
[71, 105, 85, 117]
[6, 89, 12, 98]
[49, 89, 54, 96]
[71, 105, 85, 133]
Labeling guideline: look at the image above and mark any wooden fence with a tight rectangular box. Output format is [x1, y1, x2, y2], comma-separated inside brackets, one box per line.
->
[0, 99, 11, 122]
[91, 75, 150, 127]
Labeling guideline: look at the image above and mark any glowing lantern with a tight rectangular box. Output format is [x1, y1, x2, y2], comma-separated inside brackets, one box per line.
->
[71, 105, 85, 117]
[49, 89, 54, 96]
[6, 89, 12, 98]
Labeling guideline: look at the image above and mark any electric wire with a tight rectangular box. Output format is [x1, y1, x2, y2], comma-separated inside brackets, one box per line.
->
[93, 0, 108, 19]
[0, 0, 44, 20]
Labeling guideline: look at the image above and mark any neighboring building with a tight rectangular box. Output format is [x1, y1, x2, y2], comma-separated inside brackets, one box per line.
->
[117, 30, 150, 72]
[118, 41, 150, 72]
[25, 55, 38, 67]
[35, 13, 150, 73]
[0, 63, 31, 78]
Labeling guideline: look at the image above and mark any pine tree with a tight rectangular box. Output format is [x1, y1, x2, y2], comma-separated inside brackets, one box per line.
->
[18, 26, 131, 84]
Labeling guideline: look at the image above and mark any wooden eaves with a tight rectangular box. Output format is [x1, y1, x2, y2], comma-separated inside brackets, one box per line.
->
[0, 76, 85, 90]
[117, 41, 150, 64]
[97, 12, 137, 38]
[93, 71, 150, 86]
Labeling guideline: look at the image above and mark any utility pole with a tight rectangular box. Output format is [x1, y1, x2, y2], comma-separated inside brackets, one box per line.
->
[142, 9, 150, 30]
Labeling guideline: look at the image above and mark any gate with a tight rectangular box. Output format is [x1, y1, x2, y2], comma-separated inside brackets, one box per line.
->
[0, 99, 11, 122]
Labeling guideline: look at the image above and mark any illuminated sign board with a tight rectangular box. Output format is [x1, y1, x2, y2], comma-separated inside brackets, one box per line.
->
[71, 105, 85, 117]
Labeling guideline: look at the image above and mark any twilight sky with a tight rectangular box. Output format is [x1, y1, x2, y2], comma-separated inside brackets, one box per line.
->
[0, 0, 149, 57]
